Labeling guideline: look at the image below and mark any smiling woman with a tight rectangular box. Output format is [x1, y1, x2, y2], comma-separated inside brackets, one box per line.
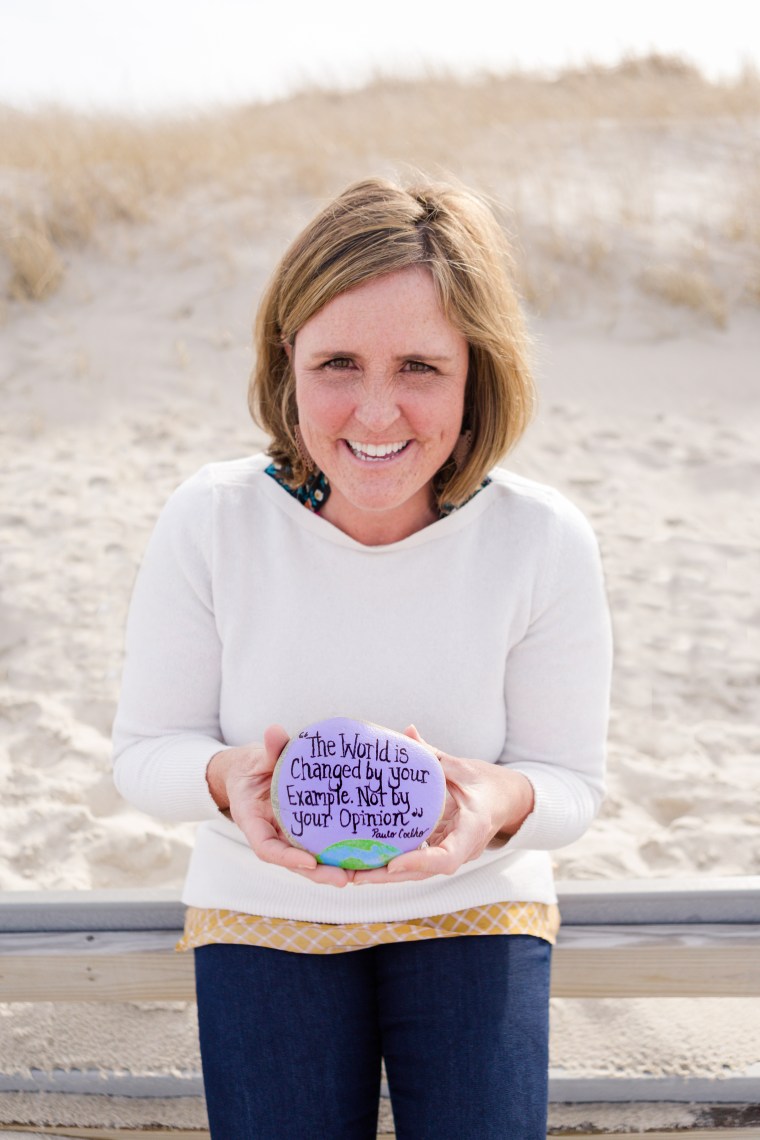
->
[252, 178, 535, 521]
[112, 175, 612, 1139]
[288, 266, 469, 544]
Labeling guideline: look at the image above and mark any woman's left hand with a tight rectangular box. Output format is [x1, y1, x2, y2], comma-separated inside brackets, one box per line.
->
[355, 726, 535, 885]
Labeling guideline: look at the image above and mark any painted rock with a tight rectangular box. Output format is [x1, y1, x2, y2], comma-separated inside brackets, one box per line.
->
[271, 716, 446, 869]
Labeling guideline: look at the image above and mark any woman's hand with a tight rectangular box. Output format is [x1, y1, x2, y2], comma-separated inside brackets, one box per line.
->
[355, 726, 535, 885]
[206, 726, 354, 888]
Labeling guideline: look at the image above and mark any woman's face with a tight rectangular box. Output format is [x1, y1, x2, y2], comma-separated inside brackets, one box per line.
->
[290, 266, 469, 545]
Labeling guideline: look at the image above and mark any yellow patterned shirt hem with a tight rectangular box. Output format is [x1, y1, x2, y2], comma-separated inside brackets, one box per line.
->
[177, 901, 560, 955]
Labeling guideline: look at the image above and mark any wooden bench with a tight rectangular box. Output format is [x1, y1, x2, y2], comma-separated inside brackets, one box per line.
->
[1, 877, 758, 1137]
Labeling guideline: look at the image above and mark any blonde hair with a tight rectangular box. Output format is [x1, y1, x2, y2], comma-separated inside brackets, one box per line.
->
[250, 177, 535, 508]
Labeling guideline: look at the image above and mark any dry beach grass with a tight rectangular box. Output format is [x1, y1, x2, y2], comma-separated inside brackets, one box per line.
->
[1, 55, 760, 1125]
[2, 55, 759, 318]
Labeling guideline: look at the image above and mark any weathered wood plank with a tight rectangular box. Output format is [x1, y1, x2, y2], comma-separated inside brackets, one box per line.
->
[0, 955, 193, 1003]
[0, 932, 180, 956]
[553, 923, 760, 997]
[1, 925, 758, 1001]
[0, 932, 194, 1003]
[0, 890, 185, 934]
[555, 876, 760, 925]
[0, 1130, 209, 1138]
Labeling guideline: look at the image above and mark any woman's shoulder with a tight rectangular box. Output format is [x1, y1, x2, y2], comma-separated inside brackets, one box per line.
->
[486, 466, 596, 539]
[184, 452, 271, 490]
[166, 453, 272, 506]
[150, 454, 273, 543]
[486, 468, 606, 604]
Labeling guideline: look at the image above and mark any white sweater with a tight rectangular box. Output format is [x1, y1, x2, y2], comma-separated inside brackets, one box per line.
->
[112, 453, 612, 923]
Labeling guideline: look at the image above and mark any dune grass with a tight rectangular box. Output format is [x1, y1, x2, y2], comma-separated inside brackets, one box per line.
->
[1, 54, 758, 317]
[640, 264, 728, 329]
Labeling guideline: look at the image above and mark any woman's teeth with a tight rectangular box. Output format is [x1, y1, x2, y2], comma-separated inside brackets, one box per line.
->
[347, 440, 409, 461]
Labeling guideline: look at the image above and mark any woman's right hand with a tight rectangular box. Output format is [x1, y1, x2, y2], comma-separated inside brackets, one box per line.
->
[205, 725, 354, 887]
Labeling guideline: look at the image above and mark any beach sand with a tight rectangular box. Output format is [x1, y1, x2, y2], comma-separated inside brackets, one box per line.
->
[1, 64, 759, 1128]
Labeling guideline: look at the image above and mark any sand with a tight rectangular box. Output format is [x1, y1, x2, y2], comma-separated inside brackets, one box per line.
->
[1, 82, 760, 1128]
[3, 209, 758, 893]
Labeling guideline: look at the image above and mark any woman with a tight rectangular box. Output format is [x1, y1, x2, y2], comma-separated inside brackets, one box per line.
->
[113, 177, 612, 1139]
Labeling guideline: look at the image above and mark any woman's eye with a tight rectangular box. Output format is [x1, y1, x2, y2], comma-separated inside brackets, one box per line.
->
[404, 360, 435, 373]
[323, 357, 353, 370]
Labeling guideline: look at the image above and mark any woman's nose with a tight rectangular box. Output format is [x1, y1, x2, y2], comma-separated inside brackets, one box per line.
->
[353, 376, 400, 432]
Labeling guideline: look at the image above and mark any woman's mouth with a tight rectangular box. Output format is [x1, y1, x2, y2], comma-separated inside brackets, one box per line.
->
[345, 440, 411, 462]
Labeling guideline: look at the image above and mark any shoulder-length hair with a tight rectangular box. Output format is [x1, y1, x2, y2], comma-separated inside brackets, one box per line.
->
[250, 176, 535, 508]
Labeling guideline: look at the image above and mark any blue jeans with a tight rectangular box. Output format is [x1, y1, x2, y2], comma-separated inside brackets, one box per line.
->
[194, 934, 551, 1140]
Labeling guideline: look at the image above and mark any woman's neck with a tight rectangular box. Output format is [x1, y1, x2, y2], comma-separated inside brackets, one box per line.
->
[318, 485, 438, 547]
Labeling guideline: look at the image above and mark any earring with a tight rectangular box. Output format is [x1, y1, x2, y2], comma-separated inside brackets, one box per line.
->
[452, 429, 472, 472]
[294, 424, 317, 475]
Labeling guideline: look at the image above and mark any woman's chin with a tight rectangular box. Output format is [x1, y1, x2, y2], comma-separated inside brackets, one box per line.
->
[321, 478, 437, 541]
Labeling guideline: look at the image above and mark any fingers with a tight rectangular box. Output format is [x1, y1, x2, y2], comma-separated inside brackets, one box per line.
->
[235, 796, 354, 886]
[236, 809, 311, 867]
[244, 825, 353, 886]
[391, 842, 465, 876]
[357, 810, 486, 882]
[252, 825, 351, 886]
[353, 852, 453, 883]
[293, 865, 353, 888]
[353, 847, 450, 883]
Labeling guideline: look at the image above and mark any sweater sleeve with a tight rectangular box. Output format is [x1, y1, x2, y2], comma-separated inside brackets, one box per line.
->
[112, 468, 230, 822]
[497, 495, 613, 852]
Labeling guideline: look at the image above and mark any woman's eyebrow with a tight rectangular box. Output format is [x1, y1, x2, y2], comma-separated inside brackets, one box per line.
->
[398, 353, 455, 363]
[305, 348, 456, 363]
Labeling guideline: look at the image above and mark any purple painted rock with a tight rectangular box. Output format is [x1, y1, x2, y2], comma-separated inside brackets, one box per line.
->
[271, 717, 446, 869]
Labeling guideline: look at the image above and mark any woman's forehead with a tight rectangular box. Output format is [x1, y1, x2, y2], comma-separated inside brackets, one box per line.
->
[296, 266, 464, 348]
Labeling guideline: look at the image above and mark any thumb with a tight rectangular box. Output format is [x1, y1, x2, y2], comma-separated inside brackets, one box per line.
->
[263, 724, 290, 769]
[403, 723, 425, 744]
[404, 724, 445, 766]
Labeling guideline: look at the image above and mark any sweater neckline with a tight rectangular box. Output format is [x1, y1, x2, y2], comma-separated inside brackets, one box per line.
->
[256, 455, 497, 553]
[263, 461, 491, 521]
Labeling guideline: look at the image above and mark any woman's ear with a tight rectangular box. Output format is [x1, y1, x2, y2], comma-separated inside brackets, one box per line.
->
[282, 340, 292, 362]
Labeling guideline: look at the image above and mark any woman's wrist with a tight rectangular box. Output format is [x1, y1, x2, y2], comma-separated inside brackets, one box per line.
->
[206, 748, 235, 812]
[491, 768, 535, 844]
